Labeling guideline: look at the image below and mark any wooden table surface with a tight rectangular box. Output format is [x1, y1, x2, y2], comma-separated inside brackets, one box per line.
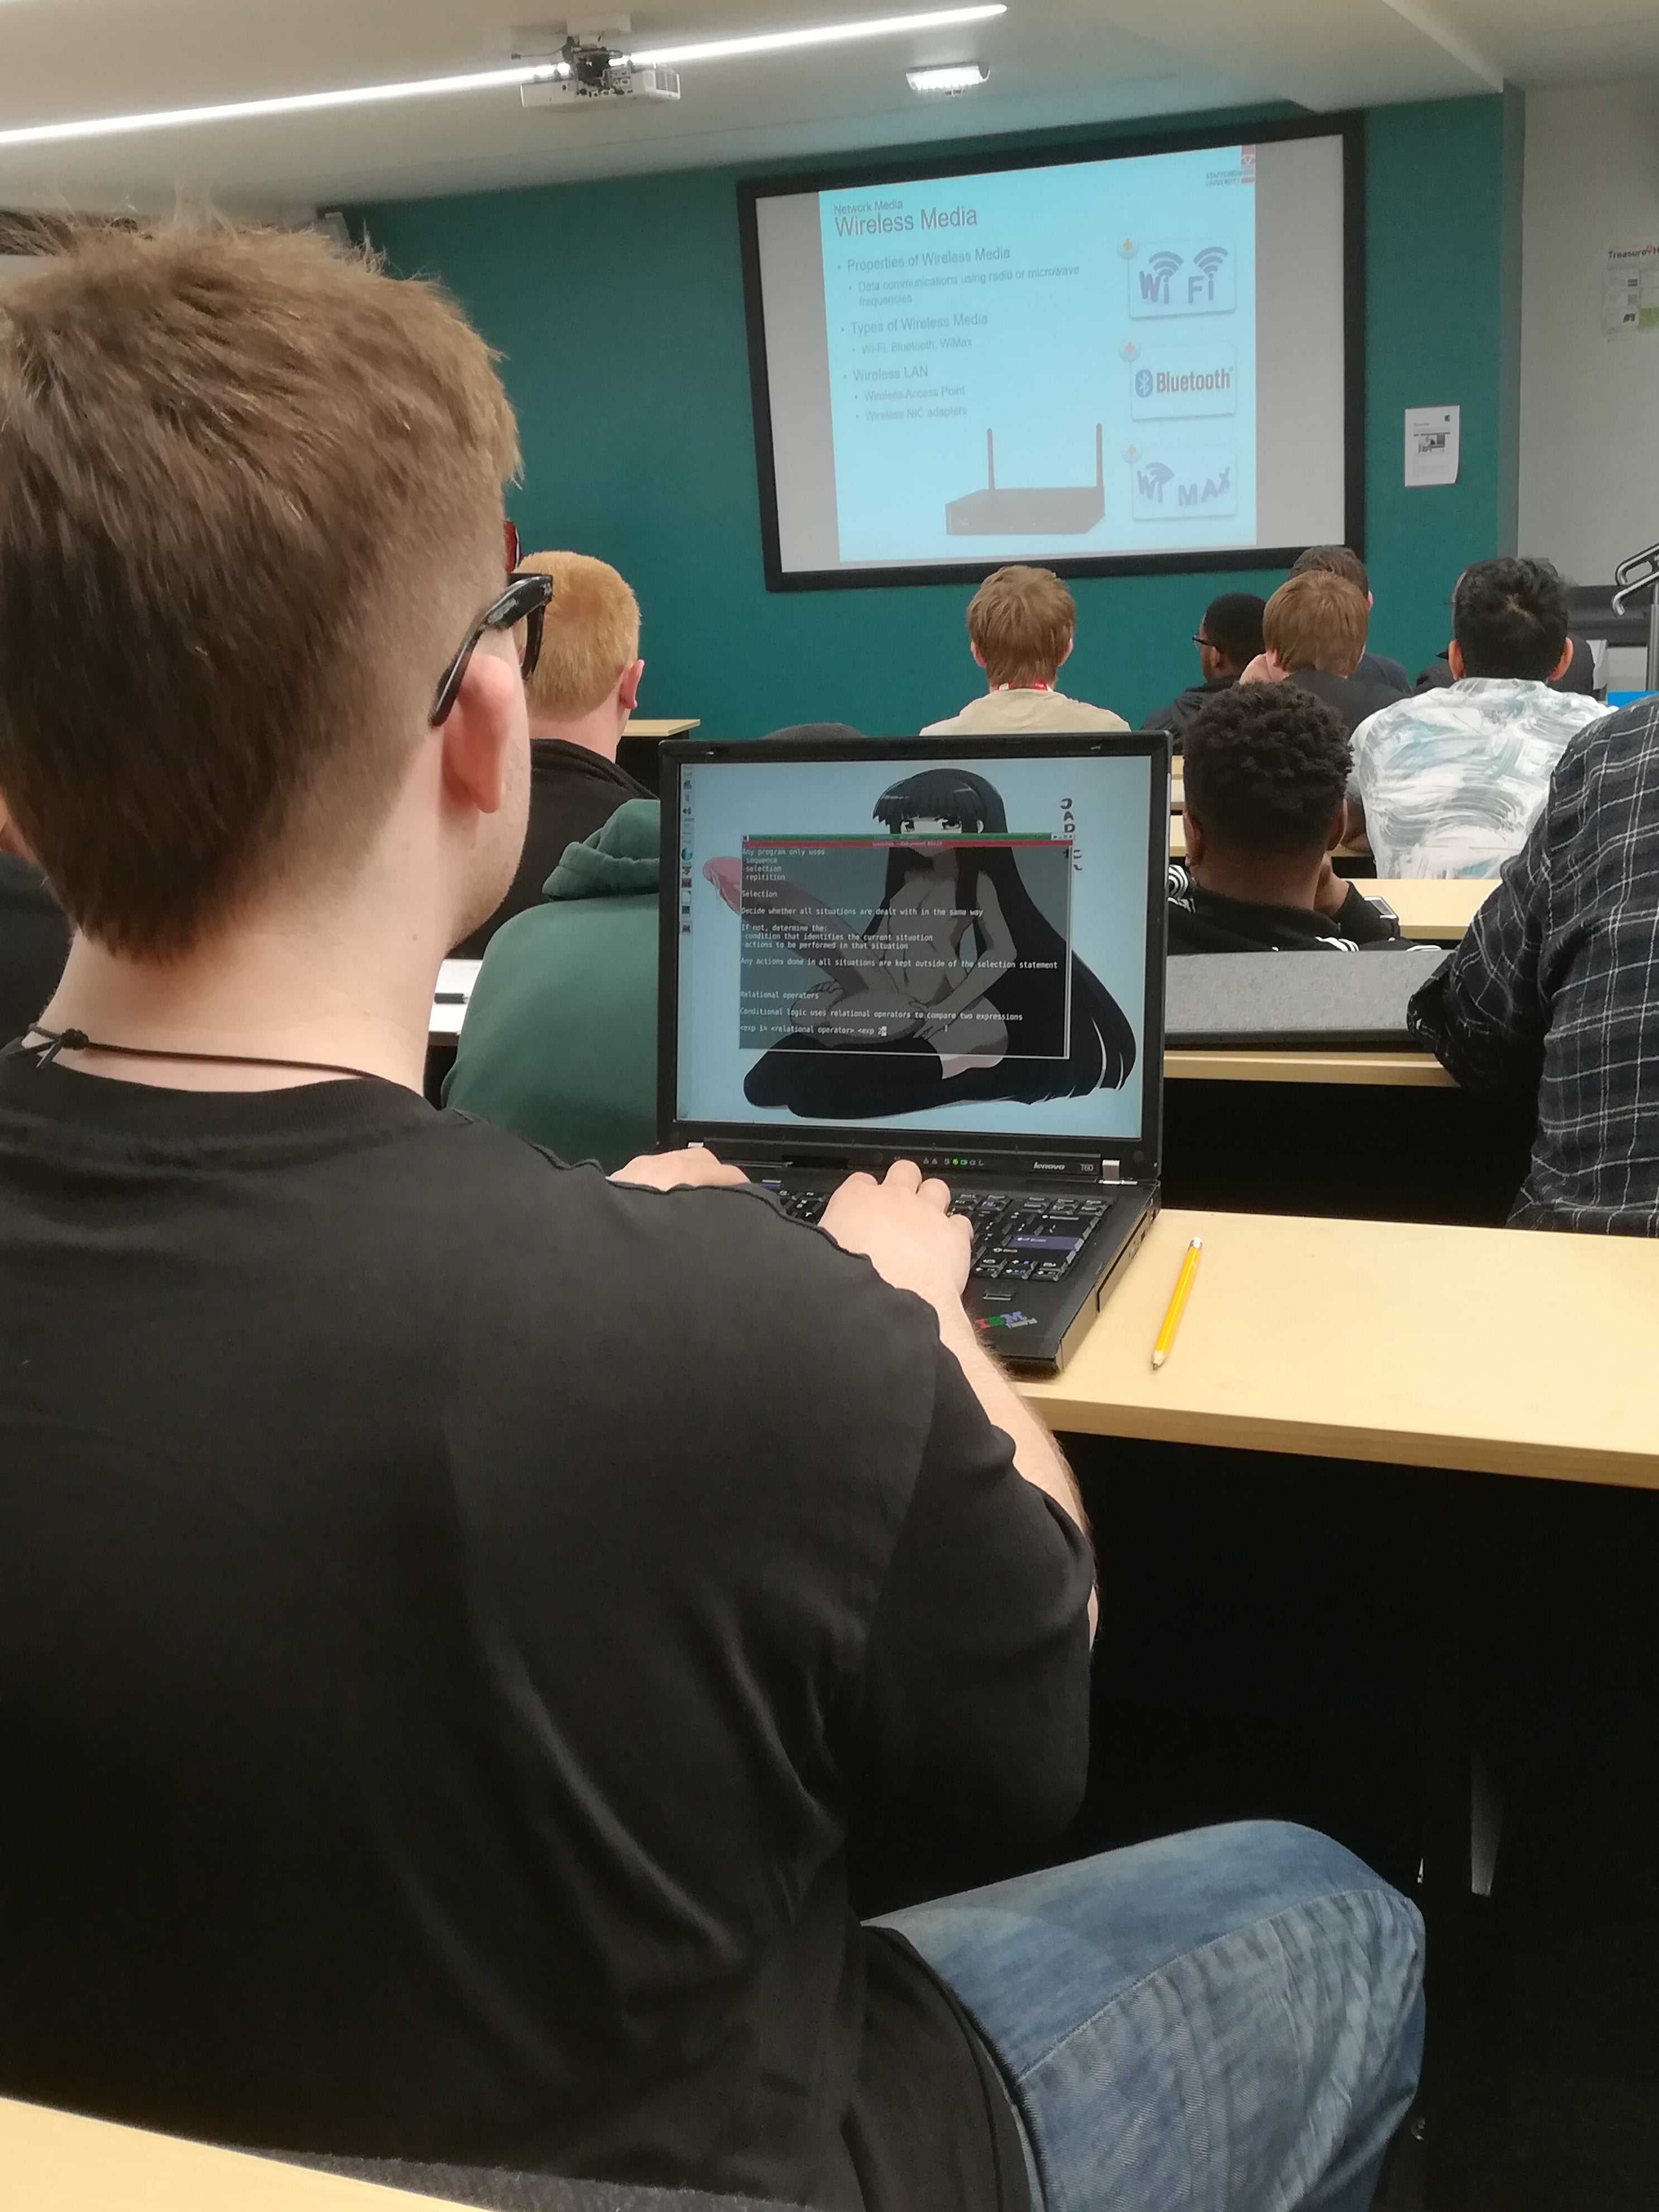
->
[1374, 878, 1495, 942]
[622, 718, 699, 740]
[1164, 1046, 1453, 1086]
[0, 2095, 464, 2212]
[1023, 1206, 1659, 1488]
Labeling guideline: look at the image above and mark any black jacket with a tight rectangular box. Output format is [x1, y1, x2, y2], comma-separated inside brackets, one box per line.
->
[1167, 862, 1402, 953]
[1356, 649, 1410, 693]
[1139, 674, 1235, 745]
[452, 740, 651, 959]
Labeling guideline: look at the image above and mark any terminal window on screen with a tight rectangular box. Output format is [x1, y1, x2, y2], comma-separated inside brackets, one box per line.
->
[733, 833, 1074, 1066]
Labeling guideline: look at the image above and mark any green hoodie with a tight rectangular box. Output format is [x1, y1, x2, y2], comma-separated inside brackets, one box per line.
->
[444, 799, 659, 1171]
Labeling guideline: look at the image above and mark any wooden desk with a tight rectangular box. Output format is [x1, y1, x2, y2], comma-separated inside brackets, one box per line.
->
[1166, 1047, 1452, 1087]
[623, 718, 698, 741]
[0, 2094, 461, 2211]
[1024, 1206, 1659, 1490]
[1374, 878, 1494, 942]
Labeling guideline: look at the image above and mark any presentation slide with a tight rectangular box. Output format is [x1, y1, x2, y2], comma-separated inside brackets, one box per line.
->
[671, 749, 1153, 1142]
[745, 126, 1352, 584]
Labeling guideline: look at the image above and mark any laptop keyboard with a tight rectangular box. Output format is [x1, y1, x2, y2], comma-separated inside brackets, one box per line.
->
[767, 1185, 1112, 1283]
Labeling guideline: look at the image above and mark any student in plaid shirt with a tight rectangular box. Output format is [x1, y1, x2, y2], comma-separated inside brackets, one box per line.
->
[1406, 696, 1659, 1232]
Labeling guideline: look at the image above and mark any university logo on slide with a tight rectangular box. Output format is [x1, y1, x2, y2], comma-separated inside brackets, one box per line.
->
[1129, 442, 1236, 522]
[1127, 241, 1235, 320]
[1130, 343, 1238, 421]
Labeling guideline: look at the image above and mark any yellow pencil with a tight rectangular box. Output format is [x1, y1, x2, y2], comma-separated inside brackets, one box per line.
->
[1151, 1237, 1204, 1371]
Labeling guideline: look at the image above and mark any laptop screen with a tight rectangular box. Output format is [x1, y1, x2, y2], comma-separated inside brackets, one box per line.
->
[667, 740, 1162, 1151]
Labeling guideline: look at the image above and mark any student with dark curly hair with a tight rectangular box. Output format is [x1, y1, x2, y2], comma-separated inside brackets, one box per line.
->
[1169, 685, 1403, 953]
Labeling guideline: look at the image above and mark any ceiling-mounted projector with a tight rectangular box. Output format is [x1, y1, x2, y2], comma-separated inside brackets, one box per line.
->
[515, 19, 681, 103]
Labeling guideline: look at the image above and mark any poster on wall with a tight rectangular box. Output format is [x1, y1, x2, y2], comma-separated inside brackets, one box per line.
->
[1404, 405, 1459, 489]
[1603, 242, 1659, 336]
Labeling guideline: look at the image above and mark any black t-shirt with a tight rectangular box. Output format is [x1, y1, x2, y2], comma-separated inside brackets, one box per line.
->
[1283, 667, 1408, 738]
[0, 1059, 1092, 2209]
[452, 741, 651, 958]
[0, 853, 70, 1044]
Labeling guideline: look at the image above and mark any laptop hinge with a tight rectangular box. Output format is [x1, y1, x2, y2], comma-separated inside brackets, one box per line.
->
[1099, 1160, 1124, 1183]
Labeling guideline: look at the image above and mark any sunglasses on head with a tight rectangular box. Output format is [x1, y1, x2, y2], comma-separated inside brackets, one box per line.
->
[429, 520, 550, 727]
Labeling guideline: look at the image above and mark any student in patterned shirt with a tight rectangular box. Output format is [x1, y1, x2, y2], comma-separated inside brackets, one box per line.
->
[1411, 693, 1659, 1231]
[1346, 559, 1608, 879]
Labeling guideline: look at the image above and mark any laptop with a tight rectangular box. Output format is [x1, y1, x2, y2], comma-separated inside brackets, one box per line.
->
[658, 733, 1168, 1373]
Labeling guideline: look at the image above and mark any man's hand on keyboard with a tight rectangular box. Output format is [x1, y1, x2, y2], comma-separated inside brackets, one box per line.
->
[820, 1161, 972, 1309]
[611, 1146, 749, 1194]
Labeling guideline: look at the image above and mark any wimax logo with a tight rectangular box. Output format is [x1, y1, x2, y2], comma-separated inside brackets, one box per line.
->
[1129, 442, 1237, 522]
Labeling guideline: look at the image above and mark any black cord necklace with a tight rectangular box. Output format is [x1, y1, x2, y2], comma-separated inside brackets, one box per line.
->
[5, 1026, 379, 1083]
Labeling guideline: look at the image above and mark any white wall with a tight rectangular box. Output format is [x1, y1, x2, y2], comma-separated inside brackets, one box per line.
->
[1520, 81, 1659, 584]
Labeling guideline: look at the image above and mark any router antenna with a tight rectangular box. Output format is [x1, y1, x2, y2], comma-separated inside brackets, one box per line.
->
[986, 428, 995, 491]
[1093, 423, 1104, 490]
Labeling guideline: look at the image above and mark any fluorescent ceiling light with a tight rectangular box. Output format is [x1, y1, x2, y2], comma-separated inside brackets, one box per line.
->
[0, 6, 1007, 151]
[629, 7, 1005, 69]
[906, 61, 989, 90]
[0, 64, 561, 149]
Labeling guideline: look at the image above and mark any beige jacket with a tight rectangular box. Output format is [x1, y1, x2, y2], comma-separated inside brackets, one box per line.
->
[920, 687, 1129, 736]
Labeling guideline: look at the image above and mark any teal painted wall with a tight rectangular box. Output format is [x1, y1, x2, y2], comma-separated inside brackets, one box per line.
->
[354, 95, 1518, 736]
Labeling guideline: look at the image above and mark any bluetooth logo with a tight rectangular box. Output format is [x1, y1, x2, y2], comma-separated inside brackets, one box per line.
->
[1134, 368, 1153, 398]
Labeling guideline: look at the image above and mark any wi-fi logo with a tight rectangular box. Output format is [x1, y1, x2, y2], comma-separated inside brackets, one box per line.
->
[1136, 460, 1175, 502]
[1139, 248, 1183, 304]
[1192, 245, 1229, 302]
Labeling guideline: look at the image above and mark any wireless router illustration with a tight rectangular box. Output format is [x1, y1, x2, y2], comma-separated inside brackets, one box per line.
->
[944, 425, 1105, 535]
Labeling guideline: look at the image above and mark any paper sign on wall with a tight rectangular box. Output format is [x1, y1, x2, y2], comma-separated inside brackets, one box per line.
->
[1404, 405, 1459, 489]
[1603, 243, 1659, 336]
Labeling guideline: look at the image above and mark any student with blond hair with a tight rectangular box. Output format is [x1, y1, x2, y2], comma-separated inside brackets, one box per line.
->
[453, 547, 650, 954]
[0, 222, 1422, 2212]
[1287, 545, 1410, 693]
[922, 564, 1128, 734]
[1244, 570, 1406, 738]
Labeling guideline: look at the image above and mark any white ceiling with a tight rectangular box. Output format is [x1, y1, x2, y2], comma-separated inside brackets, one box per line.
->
[0, 0, 1655, 214]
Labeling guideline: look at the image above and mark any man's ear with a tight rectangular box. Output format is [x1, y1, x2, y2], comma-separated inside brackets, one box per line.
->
[1448, 639, 1466, 681]
[1549, 638, 1574, 683]
[970, 641, 987, 672]
[440, 645, 522, 817]
[1182, 807, 1205, 867]
[1323, 801, 1348, 854]
[1056, 635, 1074, 672]
[618, 657, 644, 715]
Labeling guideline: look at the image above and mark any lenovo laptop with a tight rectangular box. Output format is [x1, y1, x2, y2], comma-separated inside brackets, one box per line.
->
[657, 733, 1168, 1374]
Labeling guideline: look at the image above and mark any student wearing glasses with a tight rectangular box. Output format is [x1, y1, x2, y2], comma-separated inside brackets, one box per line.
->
[0, 224, 1422, 2212]
[1139, 590, 1266, 748]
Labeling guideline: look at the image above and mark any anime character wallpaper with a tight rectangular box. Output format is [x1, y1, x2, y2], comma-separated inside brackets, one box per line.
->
[702, 767, 1136, 1120]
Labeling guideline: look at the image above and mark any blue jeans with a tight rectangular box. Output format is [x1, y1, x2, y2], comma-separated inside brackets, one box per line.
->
[882, 1821, 1425, 2212]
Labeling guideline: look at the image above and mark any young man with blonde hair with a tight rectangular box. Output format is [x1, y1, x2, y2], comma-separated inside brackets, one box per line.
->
[921, 564, 1128, 734]
[1245, 570, 1406, 736]
[452, 546, 650, 955]
[0, 223, 1421, 2212]
[1288, 545, 1410, 693]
